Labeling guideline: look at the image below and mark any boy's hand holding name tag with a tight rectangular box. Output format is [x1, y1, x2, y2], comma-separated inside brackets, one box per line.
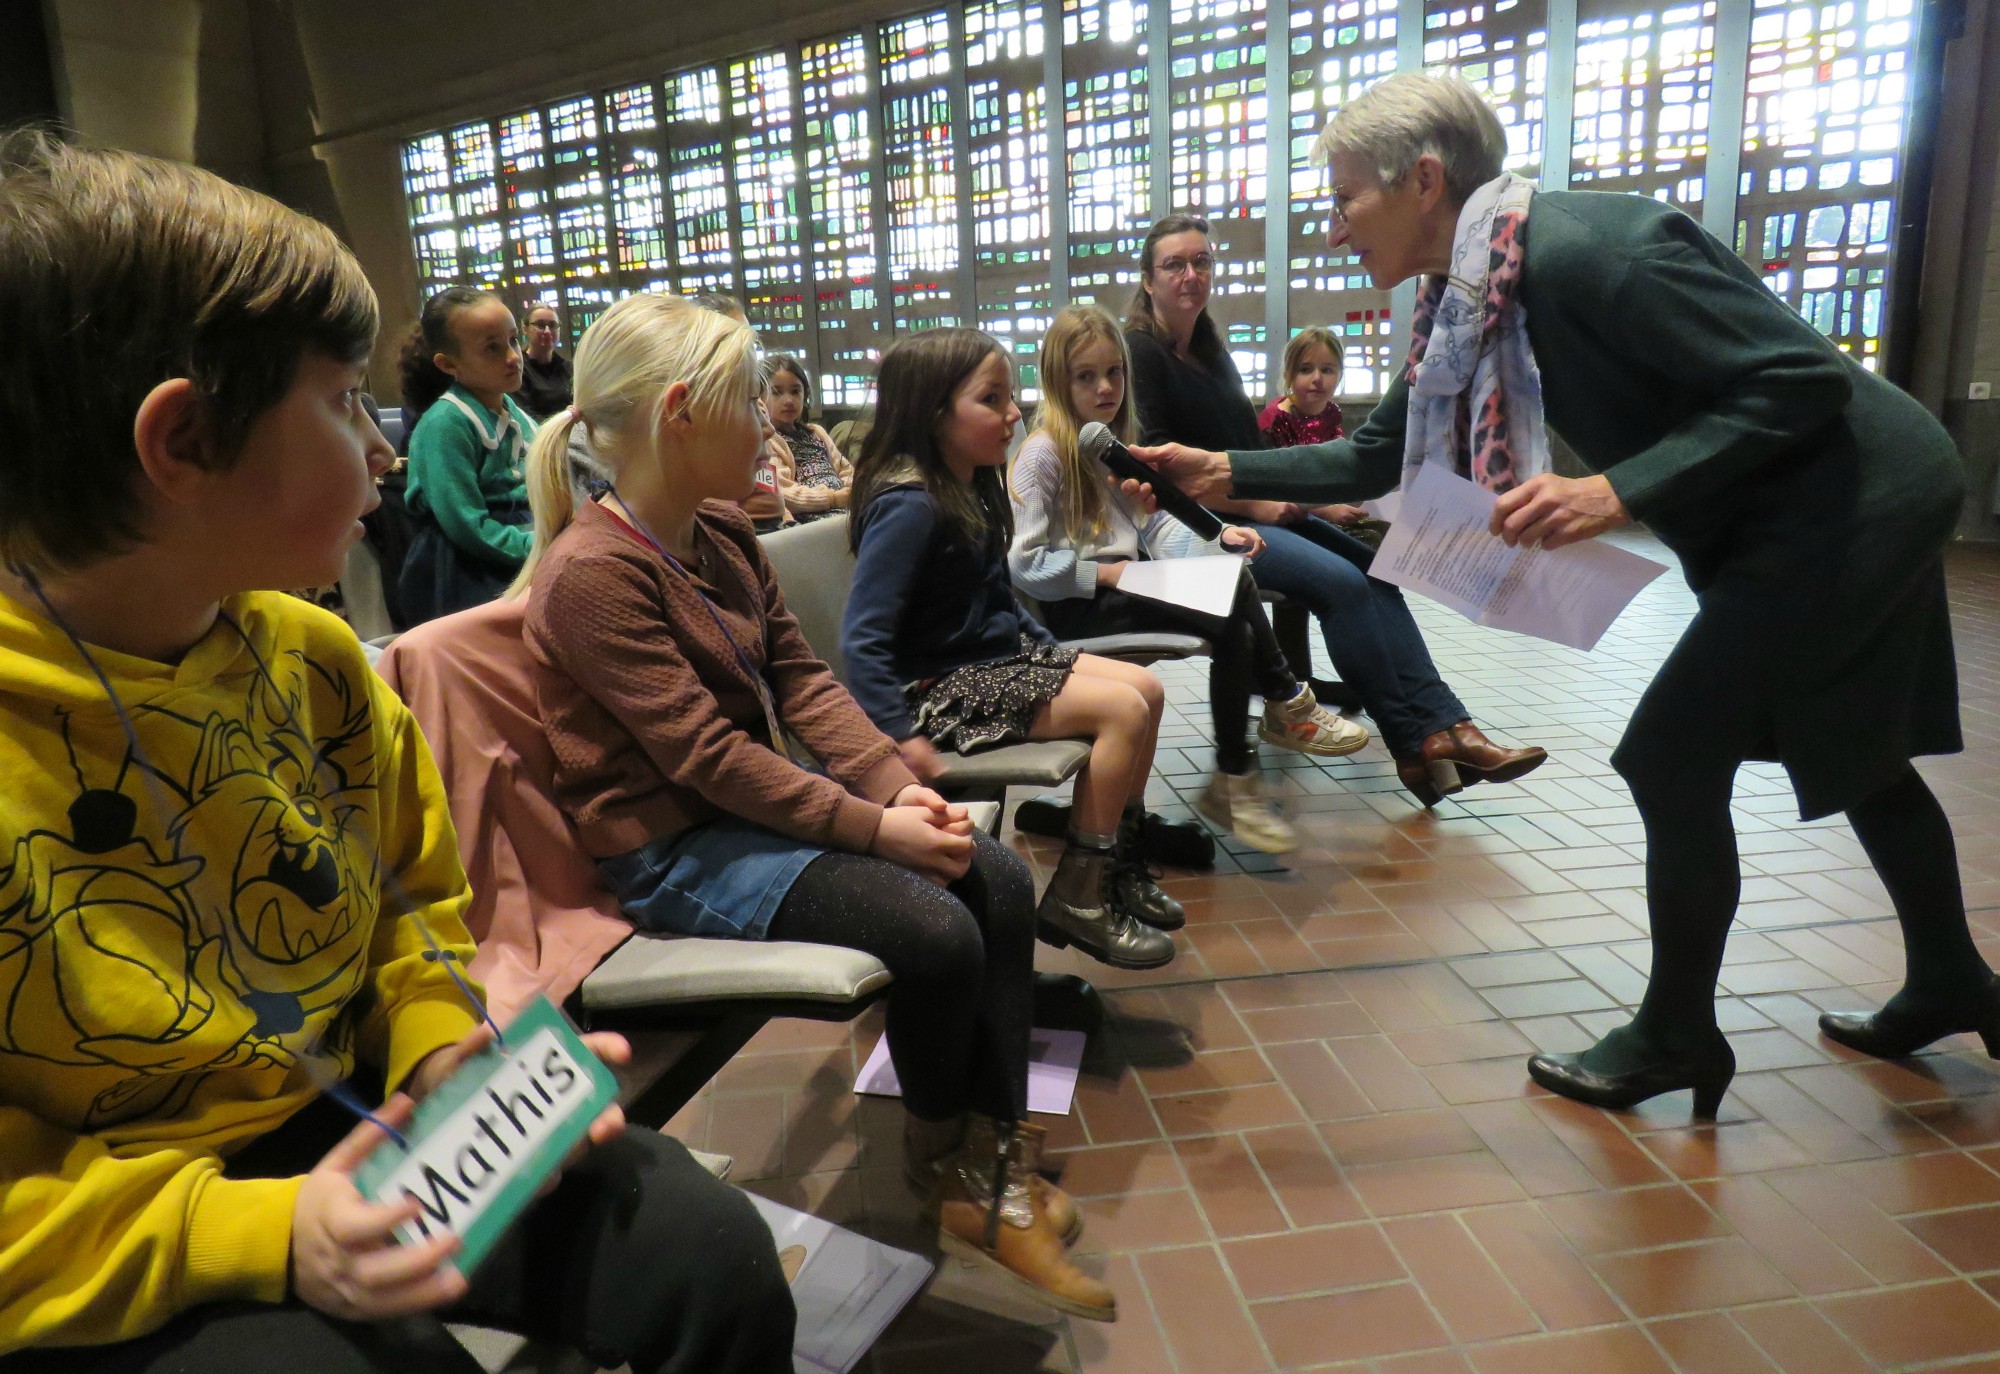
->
[290, 999, 628, 1322]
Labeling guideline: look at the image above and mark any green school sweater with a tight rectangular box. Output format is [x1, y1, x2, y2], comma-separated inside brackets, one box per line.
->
[405, 383, 537, 567]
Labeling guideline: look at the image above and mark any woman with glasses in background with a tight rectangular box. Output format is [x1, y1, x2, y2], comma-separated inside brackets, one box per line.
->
[1123, 213, 1545, 810]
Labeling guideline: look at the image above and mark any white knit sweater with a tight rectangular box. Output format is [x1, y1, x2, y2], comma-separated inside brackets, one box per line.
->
[1006, 432, 1219, 602]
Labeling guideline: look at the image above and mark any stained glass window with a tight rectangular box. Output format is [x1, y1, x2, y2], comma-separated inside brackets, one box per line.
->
[545, 96, 609, 304]
[802, 33, 884, 405]
[665, 67, 738, 299]
[401, 0, 1934, 400]
[1733, 0, 1912, 367]
[1425, 0, 1549, 180]
[1286, 0, 1397, 394]
[1569, 0, 1715, 211]
[881, 11, 961, 333]
[607, 82, 671, 278]
[967, 0, 1053, 397]
[1062, 0, 1153, 315]
[498, 110, 554, 312]
[730, 51, 808, 352]
[1169, 0, 1271, 397]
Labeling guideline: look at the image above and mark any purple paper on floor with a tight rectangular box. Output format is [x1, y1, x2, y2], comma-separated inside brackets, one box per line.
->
[855, 1027, 1087, 1115]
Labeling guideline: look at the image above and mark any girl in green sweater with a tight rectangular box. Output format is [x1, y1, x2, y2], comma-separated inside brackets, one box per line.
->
[398, 288, 538, 624]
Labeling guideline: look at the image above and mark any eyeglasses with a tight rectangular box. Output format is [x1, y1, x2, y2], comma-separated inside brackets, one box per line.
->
[1154, 253, 1215, 278]
[1328, 186, 1357, 228]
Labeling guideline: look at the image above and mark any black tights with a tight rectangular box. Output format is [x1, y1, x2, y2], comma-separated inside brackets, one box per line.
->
[764, 829, 1035, 1122]
[1043, 565, 1298, 773]
[1615, 763, 1986, 1061]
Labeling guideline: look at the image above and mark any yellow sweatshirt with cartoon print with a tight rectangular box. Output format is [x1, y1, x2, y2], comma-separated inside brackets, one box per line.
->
[0, 589, 483, 1352]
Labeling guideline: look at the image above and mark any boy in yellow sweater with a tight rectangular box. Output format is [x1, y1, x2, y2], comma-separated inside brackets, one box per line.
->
[0, 134, 793, 1371]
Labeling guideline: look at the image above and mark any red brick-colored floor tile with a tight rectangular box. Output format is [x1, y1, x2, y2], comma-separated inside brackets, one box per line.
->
[1588, 1237, 1796, 1319]
[1240, 998, 1380, 1044]
[1639, 1120, 1817, 1180]
[1817, 1279, 2000, 1365]
[1222, 1222, 1405, 1301]
[1348, 1150, 1527, 1217]
[1242, 1124, 1367, 1228]
[1900, 1201, 2000, 1272]
[1456, 1099, 1603, 1197]
[1154, 1080, 1305, 1138]
[1763, 1166, 1956, 1284]
[1539, 1185, 1727, 1254]
[1384, 1213, 1541, 1342]
[1834, 1147, 2000, 1214]
[1689, 1177, 1876, 1295]
[1265, 1039, 1377, 1122]
[1252, 1282, 1452, 1366]
[1136, 1046, 1276, 1097]
[1174, 1133, 1290, 1238]
[1645, 1313, 1783, 1373]
[1392, 1020, 1537, 1066]
[1056, 1140, 1189, 1199]
[1327, 1036, 1449, 1112]
[1465, 1326, 1675, 1374]
[1075, 1186, 1211, 1253]
[1073, 1069, 1165, 1146]
[1731, 1301, 1880, 1374]
[1067, 1252, 1177, 1374]
[1460, 1203, 1625, 1331]
[1134, 1245, 1274, 1374]
[1525, 1096, 1672, 1189]
[1320, 1107, 1486, 1167]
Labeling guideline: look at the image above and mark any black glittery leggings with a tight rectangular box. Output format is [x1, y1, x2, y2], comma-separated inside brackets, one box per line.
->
[763, 829, 1036, 1122]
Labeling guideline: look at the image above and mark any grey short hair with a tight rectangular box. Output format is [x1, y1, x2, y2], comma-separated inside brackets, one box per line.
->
[1313, 73, 1508, 204]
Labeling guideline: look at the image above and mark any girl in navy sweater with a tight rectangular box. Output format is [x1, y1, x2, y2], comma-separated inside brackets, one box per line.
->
[842, 328, 1175, 971]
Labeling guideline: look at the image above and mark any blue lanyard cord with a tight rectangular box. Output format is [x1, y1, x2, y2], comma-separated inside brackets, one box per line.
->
[9, 569, 503, 1147]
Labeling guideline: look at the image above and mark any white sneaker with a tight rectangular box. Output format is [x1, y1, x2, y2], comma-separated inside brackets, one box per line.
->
[1259, 683, 1369, 757]
[1193, 770, 1298, 854]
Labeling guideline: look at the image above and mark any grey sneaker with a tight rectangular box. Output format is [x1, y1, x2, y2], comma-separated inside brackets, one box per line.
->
[1193, 769, 1299, 854]
[1259, 682, 1369, 757]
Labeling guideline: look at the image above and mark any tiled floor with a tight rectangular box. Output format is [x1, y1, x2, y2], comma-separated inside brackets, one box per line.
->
[667, 532, 2000, 1373]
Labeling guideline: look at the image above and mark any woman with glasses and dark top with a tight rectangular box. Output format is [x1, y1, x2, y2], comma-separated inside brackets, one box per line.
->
[517, 303, 575, 421]
[1123, 213, 1546, 809]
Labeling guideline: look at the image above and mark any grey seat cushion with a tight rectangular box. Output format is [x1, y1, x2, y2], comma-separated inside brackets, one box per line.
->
[577, 801, 999, 1013]
[582, 937, 892, 1012]
[932, 739, 1090, 787]
[1058, 631, 1207, 661]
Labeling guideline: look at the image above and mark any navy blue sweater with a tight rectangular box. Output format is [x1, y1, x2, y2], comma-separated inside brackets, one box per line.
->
[841, 482, 1055, 739]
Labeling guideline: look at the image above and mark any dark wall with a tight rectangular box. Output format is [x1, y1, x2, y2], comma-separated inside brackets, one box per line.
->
[1, 3, 61, 128]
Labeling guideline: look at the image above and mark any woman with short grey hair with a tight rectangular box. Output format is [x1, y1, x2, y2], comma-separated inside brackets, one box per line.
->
[1133, 72, 1989, 1118]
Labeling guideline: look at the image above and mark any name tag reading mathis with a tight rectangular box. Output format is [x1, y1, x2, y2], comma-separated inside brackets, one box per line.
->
[353, 994, 621, 1274]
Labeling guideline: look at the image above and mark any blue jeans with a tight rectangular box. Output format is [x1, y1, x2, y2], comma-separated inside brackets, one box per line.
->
[1244, 515, 1468, 756]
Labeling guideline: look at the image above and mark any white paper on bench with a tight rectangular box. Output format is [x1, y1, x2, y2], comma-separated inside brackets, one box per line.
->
[1111, 553, 1245, 618]
[854, 1027, 1086, 1116]
[746, 1191, 932, 1374]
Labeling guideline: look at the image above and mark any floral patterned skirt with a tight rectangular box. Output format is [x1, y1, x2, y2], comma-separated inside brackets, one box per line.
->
[907, 638, 1079, 753]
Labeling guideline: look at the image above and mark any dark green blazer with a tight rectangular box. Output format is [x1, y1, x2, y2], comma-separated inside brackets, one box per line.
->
[1231, 191, 1965, 815]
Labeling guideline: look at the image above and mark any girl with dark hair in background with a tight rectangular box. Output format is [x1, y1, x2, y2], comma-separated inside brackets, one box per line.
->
[397, 286, 537, 623]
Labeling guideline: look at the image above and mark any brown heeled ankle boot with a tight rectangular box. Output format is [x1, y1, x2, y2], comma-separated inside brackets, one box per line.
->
[934, 1116, 1115, 1321]
[1015, 1119, 1082, 1247]
[1423, 722, 1547, 789]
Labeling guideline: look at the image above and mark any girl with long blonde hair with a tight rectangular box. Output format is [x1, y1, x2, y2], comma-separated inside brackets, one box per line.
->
[1011, 306, 1368, 853]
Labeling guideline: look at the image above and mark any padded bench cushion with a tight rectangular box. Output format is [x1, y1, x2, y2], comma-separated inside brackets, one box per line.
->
[932, 738, 1091, 787]
[1058, 632, 1207, 661]
[578, 800, 1001, 1012]
[581, 937, 893, 1012]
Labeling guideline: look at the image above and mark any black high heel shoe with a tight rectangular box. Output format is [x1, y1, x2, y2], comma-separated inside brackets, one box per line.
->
[1818, 978, 2000, 1060]
[1527, 1032, 1736, 1119]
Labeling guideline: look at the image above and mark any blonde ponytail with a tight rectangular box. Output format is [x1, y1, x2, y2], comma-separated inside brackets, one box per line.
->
[508, 407, 581, 596]
[506, 293, 760, 596]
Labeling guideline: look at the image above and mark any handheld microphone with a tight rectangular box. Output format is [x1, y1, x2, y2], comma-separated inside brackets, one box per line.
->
[1080, 421, 1227, 542]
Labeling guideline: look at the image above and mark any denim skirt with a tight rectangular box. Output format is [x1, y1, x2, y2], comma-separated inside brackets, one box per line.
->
[595, 818, 824, 940]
